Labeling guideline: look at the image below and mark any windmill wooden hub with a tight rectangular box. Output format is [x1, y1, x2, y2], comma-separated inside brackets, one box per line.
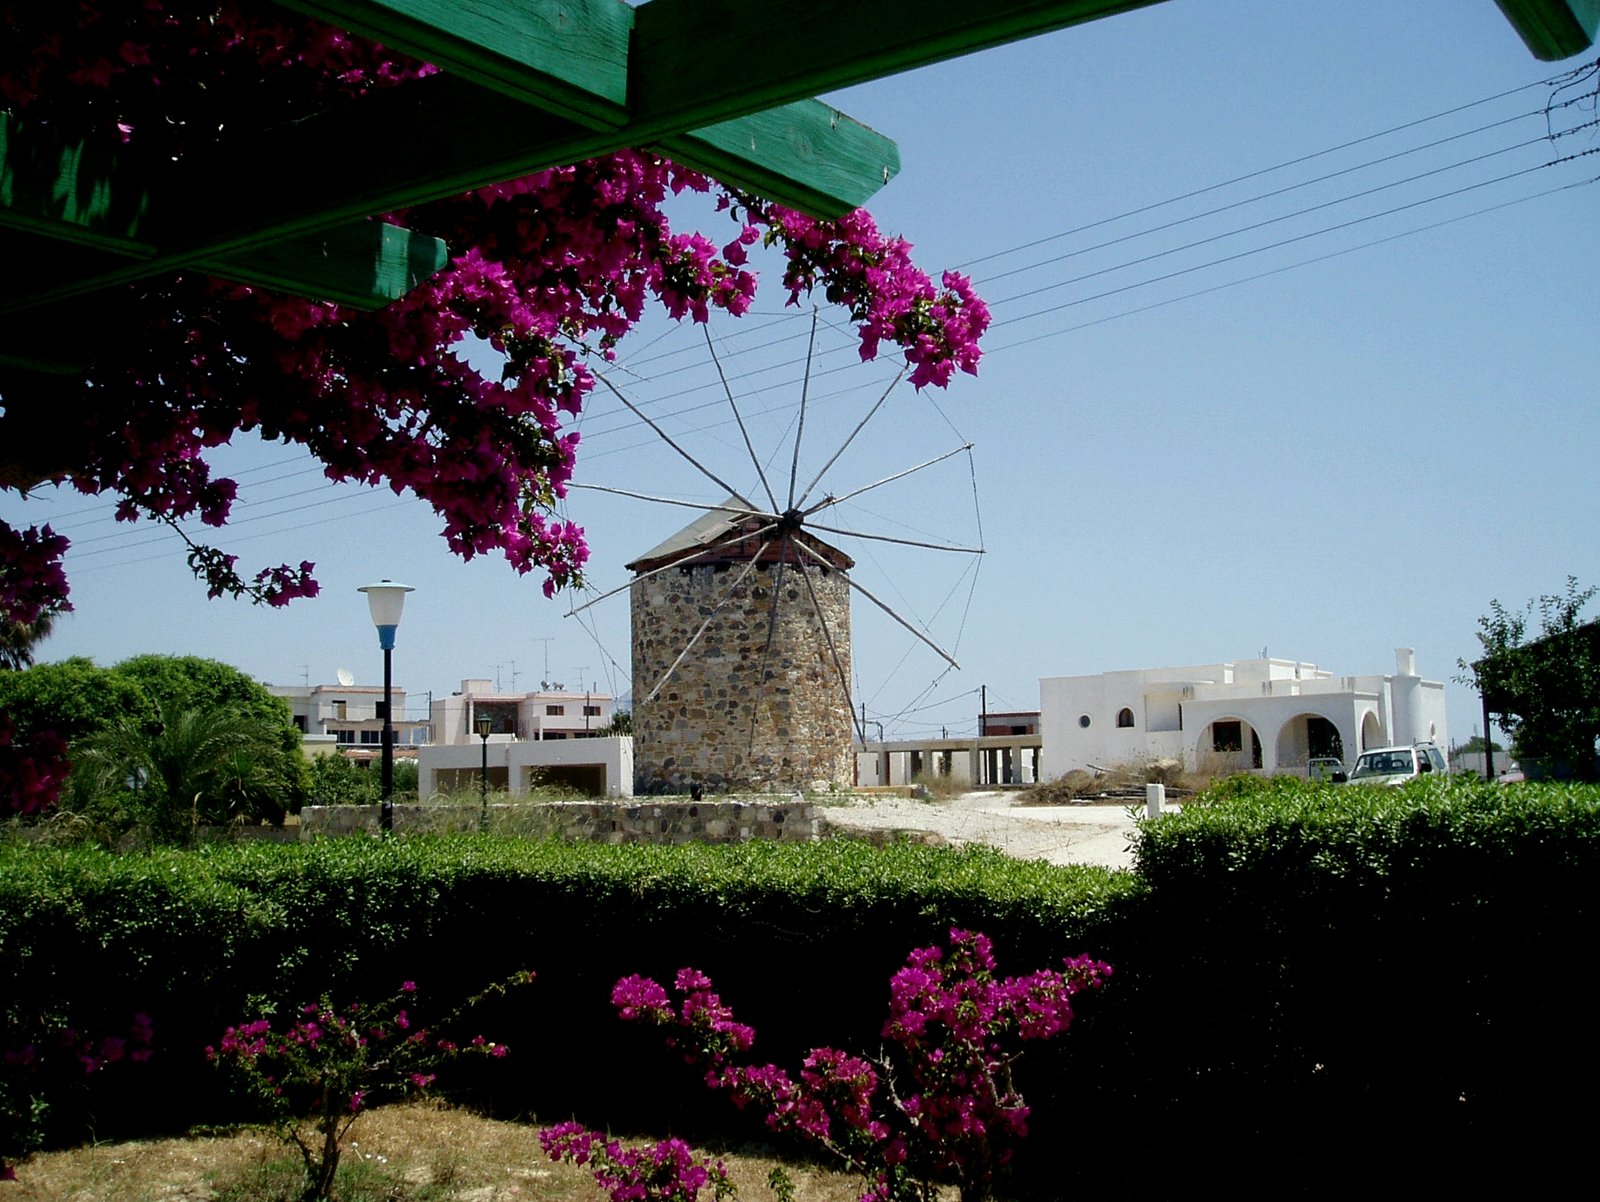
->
[628, 500, 854, 794]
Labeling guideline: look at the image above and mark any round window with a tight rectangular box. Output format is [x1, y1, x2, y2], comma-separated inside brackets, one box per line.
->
[1078, 714, 1092, 728]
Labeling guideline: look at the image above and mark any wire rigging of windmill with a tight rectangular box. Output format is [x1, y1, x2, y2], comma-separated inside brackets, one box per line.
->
[565, 312, 986, 794]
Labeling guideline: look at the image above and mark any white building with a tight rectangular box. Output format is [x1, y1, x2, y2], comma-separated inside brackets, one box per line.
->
[429, 678, 614, 745]
[419, 678, 629, 799]
[1039, 648, 1448, 779]
[268, 682, 429, 759]
[418, 734, 634, 800]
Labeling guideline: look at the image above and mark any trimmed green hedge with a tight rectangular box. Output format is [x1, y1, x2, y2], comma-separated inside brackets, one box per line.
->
[1, 837, 1130, 1150]
[1110, 775, 1600, 1191]
[5, 777, 1597, 1192]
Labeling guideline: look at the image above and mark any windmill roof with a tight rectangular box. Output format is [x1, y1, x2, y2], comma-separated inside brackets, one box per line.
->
[626, 495, 852, 573]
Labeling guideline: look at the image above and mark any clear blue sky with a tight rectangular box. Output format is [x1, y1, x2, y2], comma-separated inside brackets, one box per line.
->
[5, 0, 1596, 751]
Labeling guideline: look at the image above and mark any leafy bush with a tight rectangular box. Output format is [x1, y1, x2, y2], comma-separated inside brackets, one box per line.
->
[0, 658, 155, 746]
[2, 654, 306, 825]
[309, 756, 421, 806]
[110, 655, 300, 758]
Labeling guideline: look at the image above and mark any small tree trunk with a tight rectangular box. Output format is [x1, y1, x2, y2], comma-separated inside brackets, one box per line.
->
[304, 1130, 340, 1202]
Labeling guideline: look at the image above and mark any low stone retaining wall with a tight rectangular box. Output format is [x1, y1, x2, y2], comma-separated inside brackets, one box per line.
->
[300, 798, 821, 844]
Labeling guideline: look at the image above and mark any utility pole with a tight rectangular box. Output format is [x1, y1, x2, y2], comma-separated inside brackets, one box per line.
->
[1481, 692, 1495, 781]
[979, 685, 988, 785]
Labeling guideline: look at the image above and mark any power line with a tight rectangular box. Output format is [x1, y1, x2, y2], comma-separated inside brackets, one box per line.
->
[983, 175, 1593, 356]
[988, 127, 1591, 310]
[954, 69, 1568, 271]
[977, 108, 1548, 289]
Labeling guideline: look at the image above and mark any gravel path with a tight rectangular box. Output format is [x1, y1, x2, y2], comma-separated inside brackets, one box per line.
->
[819, 790, 1149, 870]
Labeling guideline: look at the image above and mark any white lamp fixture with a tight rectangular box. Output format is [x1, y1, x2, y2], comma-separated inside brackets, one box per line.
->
[358, 580, 414, 650]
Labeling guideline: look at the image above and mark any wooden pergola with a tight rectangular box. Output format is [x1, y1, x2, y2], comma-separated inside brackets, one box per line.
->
[0, 0, 1592, 380]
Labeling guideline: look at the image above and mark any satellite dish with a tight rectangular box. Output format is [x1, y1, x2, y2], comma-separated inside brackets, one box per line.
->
[336, 667, 355, 687]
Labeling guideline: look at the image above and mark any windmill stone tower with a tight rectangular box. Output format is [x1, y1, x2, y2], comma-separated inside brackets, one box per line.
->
[629, 497, 854, 793]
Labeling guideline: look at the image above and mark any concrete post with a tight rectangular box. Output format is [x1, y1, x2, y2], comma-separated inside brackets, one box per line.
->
[1146, 782, 1165, 818]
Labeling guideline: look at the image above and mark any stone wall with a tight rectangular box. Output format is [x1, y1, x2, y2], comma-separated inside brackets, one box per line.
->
[300, 799, 821, 843]
[632, 559, 853, 792]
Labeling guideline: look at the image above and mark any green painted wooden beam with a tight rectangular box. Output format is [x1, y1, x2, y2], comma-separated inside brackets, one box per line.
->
[0, 80, 599, 315]
[1494, 0, 1600, 59]
[661, 103, 899, 214]
[275, 0, 632, 126]
[631, 0, 1171, 133]
[0, 68, 899, 315]
[0, 105, 448, 312]
[0, 110, 155, 253]
[267, 0, 903, 212]
[200, 221, 451, 311]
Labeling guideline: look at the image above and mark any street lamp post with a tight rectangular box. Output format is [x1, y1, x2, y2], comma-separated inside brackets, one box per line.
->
[359, 580, 414, 834]
[476, 712, 493, 831]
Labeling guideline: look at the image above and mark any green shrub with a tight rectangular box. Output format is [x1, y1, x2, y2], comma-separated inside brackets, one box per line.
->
[308, 756, 420, 805]
[1109, 774, 1600, 1189]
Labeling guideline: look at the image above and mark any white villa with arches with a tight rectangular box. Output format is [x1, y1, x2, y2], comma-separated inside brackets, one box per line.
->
[1038, 648, 1447, 779]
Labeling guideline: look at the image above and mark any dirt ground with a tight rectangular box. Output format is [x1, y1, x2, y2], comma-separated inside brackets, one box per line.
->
[820, 789, 1149, 869]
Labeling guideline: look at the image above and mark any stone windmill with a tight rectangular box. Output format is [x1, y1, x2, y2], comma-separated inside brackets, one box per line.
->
[627, 495, 855, 793]
[567, 319, 982, 795]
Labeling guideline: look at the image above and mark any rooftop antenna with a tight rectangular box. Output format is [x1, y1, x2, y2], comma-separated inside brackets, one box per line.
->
[336, 667, 355, 687]
[532, 637, 555, 681]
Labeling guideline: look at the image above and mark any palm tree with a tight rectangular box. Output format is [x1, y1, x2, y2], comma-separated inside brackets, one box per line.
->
[72, 699, 298, 842]
[0, 611, 55, 671]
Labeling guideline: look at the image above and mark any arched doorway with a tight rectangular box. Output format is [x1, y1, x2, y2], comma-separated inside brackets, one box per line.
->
[1275, 713, 1345, 768]
[1198, 717, 1262, 773]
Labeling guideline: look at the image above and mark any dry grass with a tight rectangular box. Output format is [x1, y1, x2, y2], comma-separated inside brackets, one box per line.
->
[5, 1100, 868, 1202]
[908, 773, 967, 802]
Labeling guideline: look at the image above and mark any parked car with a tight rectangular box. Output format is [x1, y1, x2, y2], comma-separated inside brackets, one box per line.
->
[1343, 743, 1448, 786]
[1307, 756, 1346, 781]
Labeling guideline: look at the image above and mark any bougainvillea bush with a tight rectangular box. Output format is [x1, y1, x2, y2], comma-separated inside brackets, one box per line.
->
[209, 973, 530, 1202]
[546, 930, 1112, 1202]
[1, 1011, 154, 1181]
[0, 0, 989, 813]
